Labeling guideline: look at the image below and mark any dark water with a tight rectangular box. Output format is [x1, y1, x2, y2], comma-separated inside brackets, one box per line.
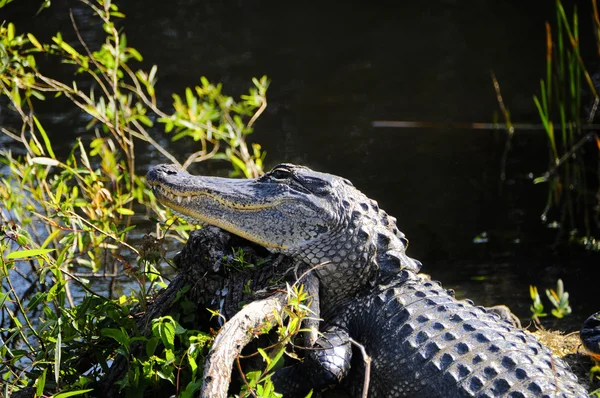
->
[2, 0, 599, 328]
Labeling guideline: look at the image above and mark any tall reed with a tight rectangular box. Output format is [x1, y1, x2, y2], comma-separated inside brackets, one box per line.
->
[533, 0, 600, 247]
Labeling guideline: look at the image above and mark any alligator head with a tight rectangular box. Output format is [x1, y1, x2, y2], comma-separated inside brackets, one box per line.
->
[147, 163, 421, 310]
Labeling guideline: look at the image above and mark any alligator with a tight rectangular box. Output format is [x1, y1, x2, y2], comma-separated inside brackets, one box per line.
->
[147, 163, 595, 397]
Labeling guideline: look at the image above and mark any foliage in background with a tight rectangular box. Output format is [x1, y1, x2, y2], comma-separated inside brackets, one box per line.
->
[532, 0, 600, 248]
[0, 0, 281, 396]
[529, 279, 572, 324]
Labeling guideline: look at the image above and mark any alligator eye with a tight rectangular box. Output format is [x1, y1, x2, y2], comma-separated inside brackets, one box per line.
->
[270, 168, 291, 181]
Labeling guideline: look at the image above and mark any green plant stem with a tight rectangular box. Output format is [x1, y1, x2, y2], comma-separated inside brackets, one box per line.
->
[1, 260, 42, 353]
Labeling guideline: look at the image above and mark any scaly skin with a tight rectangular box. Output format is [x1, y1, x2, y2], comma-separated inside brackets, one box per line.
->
[147, 163, 420, 318]
[147, 163, 591, 397]
[330, 272, 586, 397]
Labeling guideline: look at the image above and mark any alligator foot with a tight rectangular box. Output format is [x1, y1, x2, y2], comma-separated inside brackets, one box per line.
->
[581, 311, 600, 360]
[486, 304, 522, 329]
[272, 327, 353, 397]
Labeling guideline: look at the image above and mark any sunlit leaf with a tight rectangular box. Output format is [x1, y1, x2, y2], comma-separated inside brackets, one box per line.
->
[54, 322, 61, 385]
[26, 33, 43, 51]
[266, 346, 286, 373]
[7, 22, 15, 41]
[149, 65, 157, 83]
[187, 354, 197, 373]
[53, 389, 94, 398]
[128, 47, 142, 61]
[78, 139, 91, 170]
[54, 38, 80, 59]
[30, 157, 60, 166]
[6, 248, 55, 259]
[33, 116, 56, 158]
[30, 90, 46, 100]
[116, 207, 135, 215]
[36, 368, 47, 396]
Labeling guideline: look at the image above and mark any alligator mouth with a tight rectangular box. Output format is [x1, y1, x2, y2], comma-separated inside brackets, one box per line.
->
[150, 183, 284, 211]
[149, 181, 289, 250]
[150, 184, 207, 226]
[150, 183, 198, 206]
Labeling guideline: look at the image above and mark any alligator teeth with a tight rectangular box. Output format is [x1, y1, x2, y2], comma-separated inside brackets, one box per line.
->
[177, 196, 182, 204]
[186, 196, 191, 203]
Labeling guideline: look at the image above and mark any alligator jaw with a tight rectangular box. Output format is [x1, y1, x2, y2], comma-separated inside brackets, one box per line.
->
[146, 164, 295, 250]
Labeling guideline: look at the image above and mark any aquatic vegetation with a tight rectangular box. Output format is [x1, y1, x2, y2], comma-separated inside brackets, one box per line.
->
[529, 279, 572, 323]
[532, 0, 600, 248]
[0, 1, 280, 396]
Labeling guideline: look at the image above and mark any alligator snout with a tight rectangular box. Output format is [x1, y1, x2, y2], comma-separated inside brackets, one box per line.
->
[146, 163, 186, 185]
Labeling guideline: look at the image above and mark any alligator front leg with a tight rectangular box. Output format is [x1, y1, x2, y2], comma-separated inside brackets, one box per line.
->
[271, 270, 353, 397]
[271, 326, 353, 398]
[301, 271, 321, 348]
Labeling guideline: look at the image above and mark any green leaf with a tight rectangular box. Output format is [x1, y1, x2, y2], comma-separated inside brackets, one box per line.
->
[55, 39, 81, 59]
[187, 354, 198, 373]
[257, 347, 271, 366]
[33, 115, 56, 158]
[244, 370, 262, 388]
[36, 368, 47, 396]
[228, 154, 249, 177]
[149, 65, 158, 83]
[6, 248, 55, 259]
[27, 292, 47, 311]
[116, 207, 135, 215]
[174, 323, 187, 335]
[55, 322, 61, 385]
[11, 84, 21, 106]
[27, 33, 43, 50]
[42, 229, 62, 249]
[30, 157, 60, 166]
[138, 115, 153, 127]
[30, 90, 46, 100]
[185, 87, 196, 113]
[101, 328, 130, 347]
[7, 22, 15, 41]
[265, 346, 286, 373]
[181, 380, 202, 397]
[146, 336, 158, 356]
[53, 389, 94, 398]
[158, 321, 175, 350]
[78, 139, 91, 169]
[0, 293, 8, 308]
[128, 47, 143, 61]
